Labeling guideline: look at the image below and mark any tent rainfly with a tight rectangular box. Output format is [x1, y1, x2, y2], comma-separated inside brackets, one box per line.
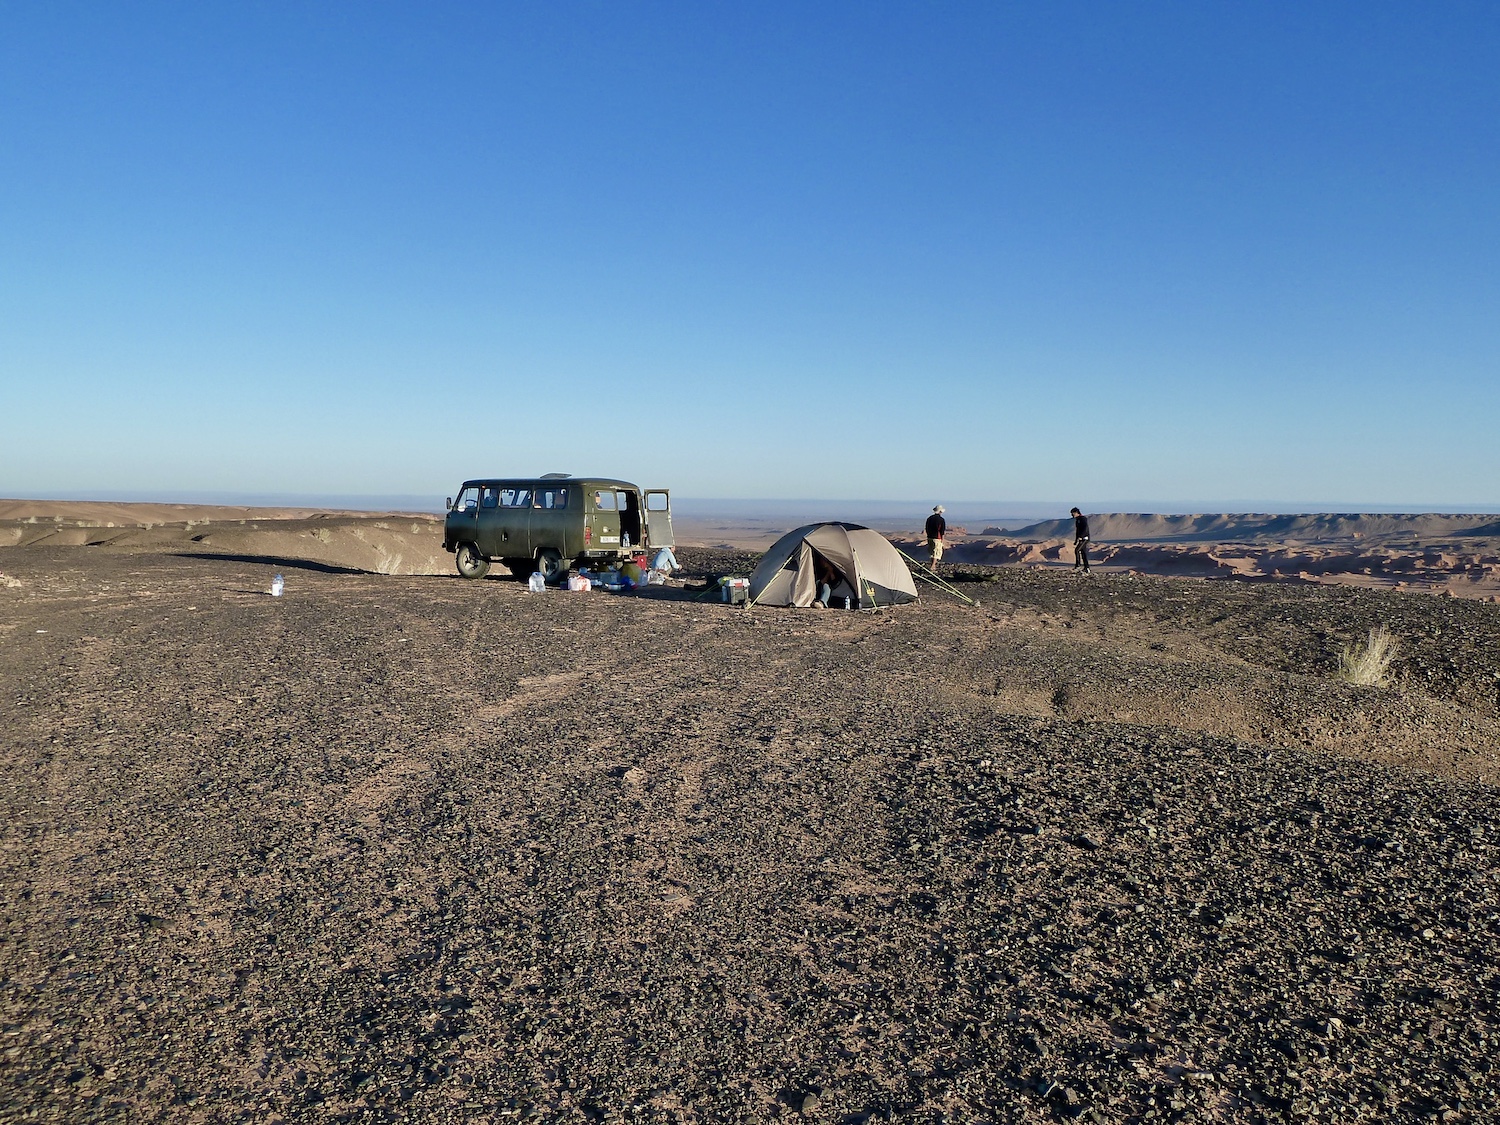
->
[748, 523, 919, 608]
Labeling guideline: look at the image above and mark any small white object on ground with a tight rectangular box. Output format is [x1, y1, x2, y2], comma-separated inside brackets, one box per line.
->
[528, 572, 546, 593]
[271, 574, 284, 597]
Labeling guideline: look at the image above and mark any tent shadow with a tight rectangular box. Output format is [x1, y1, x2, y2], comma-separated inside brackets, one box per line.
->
[609, 583, 721, 604]
[171, 552, 369, 576]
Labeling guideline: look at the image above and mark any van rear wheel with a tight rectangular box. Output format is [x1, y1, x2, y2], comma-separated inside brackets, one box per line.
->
[455, 542, 490, 579]
[537, 549, 569, 584]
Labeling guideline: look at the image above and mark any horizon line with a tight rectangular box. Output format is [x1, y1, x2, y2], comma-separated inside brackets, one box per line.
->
[4, 489, 1499, 517]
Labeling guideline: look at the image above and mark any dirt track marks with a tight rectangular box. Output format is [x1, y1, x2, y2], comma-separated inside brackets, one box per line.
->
[3, 549, 1500, 1122]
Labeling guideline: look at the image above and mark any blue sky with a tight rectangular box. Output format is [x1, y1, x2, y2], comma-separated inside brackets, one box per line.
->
[2, 2, 1497, 509]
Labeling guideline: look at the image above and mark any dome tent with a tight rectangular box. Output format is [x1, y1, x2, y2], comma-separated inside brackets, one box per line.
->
[748, 523, 919, 608]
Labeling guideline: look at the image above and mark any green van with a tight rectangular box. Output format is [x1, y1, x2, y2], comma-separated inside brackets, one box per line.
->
[443, 474, 674, 582]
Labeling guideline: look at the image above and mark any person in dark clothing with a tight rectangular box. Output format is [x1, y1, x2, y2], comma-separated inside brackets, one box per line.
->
[1071, 507, 1090, 573]
[812, 553, 838, 608]
[925, 505, 947, 566]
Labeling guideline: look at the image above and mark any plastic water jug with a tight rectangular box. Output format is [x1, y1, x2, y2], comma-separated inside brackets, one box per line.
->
[271, 574, 284, 597]
[528, 572, 546, 593]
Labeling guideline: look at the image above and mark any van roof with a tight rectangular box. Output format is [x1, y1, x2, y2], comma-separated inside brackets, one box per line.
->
[460, 477, 639, 490]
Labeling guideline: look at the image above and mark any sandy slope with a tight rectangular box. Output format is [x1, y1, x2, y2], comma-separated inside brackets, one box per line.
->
[0, 502, 450, 576]
[2, 542, 1498, 1123]
[0, 500, 434, 526]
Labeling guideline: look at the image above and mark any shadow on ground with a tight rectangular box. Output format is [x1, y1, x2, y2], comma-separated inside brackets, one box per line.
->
[173, 551, 369, 576]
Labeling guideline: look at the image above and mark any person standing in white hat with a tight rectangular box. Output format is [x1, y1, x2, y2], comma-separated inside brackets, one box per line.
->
[925, 505, 947, 567]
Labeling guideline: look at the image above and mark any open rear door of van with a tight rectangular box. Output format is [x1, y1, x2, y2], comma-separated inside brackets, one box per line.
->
[644, 490, 674, 548]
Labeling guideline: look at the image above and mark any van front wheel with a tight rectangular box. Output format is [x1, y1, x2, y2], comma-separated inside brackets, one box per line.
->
[455, 543, 490, 579]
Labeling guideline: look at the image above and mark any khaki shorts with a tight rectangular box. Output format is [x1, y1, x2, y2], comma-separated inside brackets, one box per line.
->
[928, 537, 945, 561]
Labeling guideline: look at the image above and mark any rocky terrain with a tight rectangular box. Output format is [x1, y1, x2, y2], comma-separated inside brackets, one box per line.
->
[2, 540, 1498, 1123]
[909, 513, 1500, 602]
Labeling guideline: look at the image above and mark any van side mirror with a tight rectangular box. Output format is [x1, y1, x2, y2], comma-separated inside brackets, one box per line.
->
[445, 497, 452, 511]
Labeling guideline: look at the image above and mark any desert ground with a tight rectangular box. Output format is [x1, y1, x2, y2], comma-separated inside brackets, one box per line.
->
[2, 502, 1498, 1124]
[9, 501, 1498, 601]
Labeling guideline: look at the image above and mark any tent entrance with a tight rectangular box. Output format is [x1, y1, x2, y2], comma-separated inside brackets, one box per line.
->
[790, 544, 856, 608]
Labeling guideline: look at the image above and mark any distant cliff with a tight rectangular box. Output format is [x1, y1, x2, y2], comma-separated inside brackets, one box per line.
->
[987, 512, 1500, 544]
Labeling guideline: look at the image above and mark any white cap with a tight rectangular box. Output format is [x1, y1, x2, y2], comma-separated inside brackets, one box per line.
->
[934, 505, 945, 513]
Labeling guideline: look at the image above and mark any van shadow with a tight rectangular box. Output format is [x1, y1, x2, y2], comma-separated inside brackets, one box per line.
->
[172, 552, 368, 576]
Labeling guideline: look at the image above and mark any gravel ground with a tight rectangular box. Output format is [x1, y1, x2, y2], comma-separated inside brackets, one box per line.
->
[2, 547, 1497, 1124]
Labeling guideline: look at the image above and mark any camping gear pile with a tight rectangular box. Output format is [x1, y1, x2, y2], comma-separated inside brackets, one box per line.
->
[570, 547, 680, 593]
[719, 577, 750, 605]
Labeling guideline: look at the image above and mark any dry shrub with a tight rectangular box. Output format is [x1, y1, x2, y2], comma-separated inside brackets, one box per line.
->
[1339, 626, 1398, 687]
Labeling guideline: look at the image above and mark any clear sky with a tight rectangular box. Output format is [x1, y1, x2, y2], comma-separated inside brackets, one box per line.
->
[3, 2, 1497, 509]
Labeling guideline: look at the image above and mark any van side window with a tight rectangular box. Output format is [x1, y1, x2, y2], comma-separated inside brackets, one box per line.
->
[593, 491, 617, 511]
[480, 486, 500, 508]
[646, 492, 669, 511]
[536, 488, 569, 510]
[499, 489, 532, 508]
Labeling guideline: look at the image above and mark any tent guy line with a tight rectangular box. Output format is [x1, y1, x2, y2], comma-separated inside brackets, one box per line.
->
[896, 548, 980, 608]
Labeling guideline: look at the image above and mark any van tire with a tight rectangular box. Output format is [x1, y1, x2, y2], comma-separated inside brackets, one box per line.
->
[455, 542, 490, 579]
[537, 549, 569, 584]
